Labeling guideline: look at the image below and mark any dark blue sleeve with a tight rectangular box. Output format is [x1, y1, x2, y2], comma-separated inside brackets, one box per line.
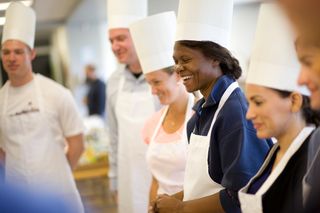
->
[209, 126, 271, 213]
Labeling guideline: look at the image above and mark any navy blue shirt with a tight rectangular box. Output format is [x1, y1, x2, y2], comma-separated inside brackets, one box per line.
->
[187, 75, 273, 213]
[87, 79, 106, 117]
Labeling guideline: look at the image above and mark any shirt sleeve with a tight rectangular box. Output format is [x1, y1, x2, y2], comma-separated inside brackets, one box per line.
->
[58, 90, 84, 137]
[209, 126, 271, 213]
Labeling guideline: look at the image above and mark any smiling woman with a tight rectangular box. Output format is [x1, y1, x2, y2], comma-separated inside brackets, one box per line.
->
[150, 1, 273, 213]
[129, 11, 195, 206]
[174, 40, 242, 98]
[238, 3, 320, 213]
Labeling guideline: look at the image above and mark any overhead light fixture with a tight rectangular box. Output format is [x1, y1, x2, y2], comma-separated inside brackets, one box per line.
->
[0, 0, 33, 11]
[0, 1, 33, 26]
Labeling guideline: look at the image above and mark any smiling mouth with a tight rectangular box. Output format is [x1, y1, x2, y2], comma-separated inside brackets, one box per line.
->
[181, 75, 192, 82]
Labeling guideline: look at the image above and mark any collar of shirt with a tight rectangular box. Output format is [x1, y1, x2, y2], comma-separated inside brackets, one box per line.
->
[124, 66, 145, 83]
[192, 75, 235, 115]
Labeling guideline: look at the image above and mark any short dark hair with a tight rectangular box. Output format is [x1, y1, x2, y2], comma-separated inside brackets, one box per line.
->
[176, 40, 242, 80]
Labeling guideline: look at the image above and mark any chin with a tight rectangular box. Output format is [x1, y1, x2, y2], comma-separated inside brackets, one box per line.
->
[256, 131, 270, 139]
[185, 86, 196, 93]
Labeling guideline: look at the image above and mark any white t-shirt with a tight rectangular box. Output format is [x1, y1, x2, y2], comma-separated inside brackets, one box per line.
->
[0, 74, 84, 149]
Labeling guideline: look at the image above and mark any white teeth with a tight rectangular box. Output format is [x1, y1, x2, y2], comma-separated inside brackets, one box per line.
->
[182, 76, 192, 81]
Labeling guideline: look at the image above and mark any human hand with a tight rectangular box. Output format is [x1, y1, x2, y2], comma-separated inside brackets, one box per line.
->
[156, 194, 183, 213]
[148, 199, 158, 213]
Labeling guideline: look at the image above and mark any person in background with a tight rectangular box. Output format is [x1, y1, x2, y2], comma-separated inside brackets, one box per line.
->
[106, 0, 159, 212]
[238, 4, 319, 213]
[278, 1, 320, 212]
[151, 0, 272, 212]
[84, 64, 106, 117]
[0, 2, 85, 212]
[130, 11, 194, 203]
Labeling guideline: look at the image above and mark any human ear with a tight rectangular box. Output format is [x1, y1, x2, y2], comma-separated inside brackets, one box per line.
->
[211, 59, 220, 68]
[30, 49, 37, 60]
[290, 92, 303, 113]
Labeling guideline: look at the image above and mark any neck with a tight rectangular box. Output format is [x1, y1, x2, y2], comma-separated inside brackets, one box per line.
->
[128, 61, 142, 74]
[168, 85, 189, 114]
[201, 78, 218, 100]
[276, 116, 306, 155]
[201, 68, 222, 100]
[9, 71, 34, 87]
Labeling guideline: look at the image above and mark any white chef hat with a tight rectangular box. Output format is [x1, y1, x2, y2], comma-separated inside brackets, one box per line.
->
[175, 0, 233, 48]
[129, 11, 176, 74]
[2, 2, 36, 49]
[107, 0, 147, 29]
[246, 3, 309, 95]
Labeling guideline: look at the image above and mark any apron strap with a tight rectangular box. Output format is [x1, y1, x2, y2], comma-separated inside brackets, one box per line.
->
[150, 106, 169, 143]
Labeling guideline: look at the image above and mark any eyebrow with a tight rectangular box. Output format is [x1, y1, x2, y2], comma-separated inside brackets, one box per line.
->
[248, 95, 264, 101]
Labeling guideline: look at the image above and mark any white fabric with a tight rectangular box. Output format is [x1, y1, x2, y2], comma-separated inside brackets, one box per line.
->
[107, 0, 147, 29]
[130, 11, 176, 74]
[246, 3, 309, 95]
[2, 2, 36, 48]
[183, 82, 239, 201]
[115, 76, 155, 213]
[175, 0, 233, 48]
[0, 74, 84, 212]
[146, 94, 193, 195]
[238, 126, 315, 213]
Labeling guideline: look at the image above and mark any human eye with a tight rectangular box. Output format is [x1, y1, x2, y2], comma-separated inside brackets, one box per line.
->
[253, 100, 264, 106]
[117, 35, 127, 42]
[14, 49, 25, 55]
[153, 80, 161, 86]
[1, 50, 10, 55]
[181, 57, 191, 63]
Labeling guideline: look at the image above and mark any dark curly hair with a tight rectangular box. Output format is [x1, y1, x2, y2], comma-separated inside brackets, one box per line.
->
[275, 89, 320, 127]
[176, 40, 242, 80]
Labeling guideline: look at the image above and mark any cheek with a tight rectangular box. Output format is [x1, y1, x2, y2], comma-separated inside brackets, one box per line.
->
[312, 59, 320, 80]
[310, 94, 320, 110]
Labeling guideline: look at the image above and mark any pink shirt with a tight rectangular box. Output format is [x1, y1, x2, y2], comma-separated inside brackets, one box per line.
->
[142, 107, 185, 144]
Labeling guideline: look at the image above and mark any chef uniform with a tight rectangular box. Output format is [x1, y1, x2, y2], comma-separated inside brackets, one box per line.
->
[174, 1, 272, 213]
[130, 11, 194, 195]
[106, 0, 157, 212]
[239, 3, 314, 213]
[0, 2, 84, 212]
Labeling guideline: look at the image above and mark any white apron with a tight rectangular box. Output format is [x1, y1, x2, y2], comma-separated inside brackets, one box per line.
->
[183, 82, 239, 201]
[0, 75, 84, 212]
[238, 126, 315, 213]
[115, 76, 155, 213]
[146, 95, 193, 195]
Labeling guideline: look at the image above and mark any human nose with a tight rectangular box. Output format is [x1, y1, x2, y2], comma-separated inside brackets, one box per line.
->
[111, 41, 120, 52]
[151, 86, 157, 95]
[174, 64, 183, 75]
[297, 66, 308, 86]
[246, 104, 255, 120]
